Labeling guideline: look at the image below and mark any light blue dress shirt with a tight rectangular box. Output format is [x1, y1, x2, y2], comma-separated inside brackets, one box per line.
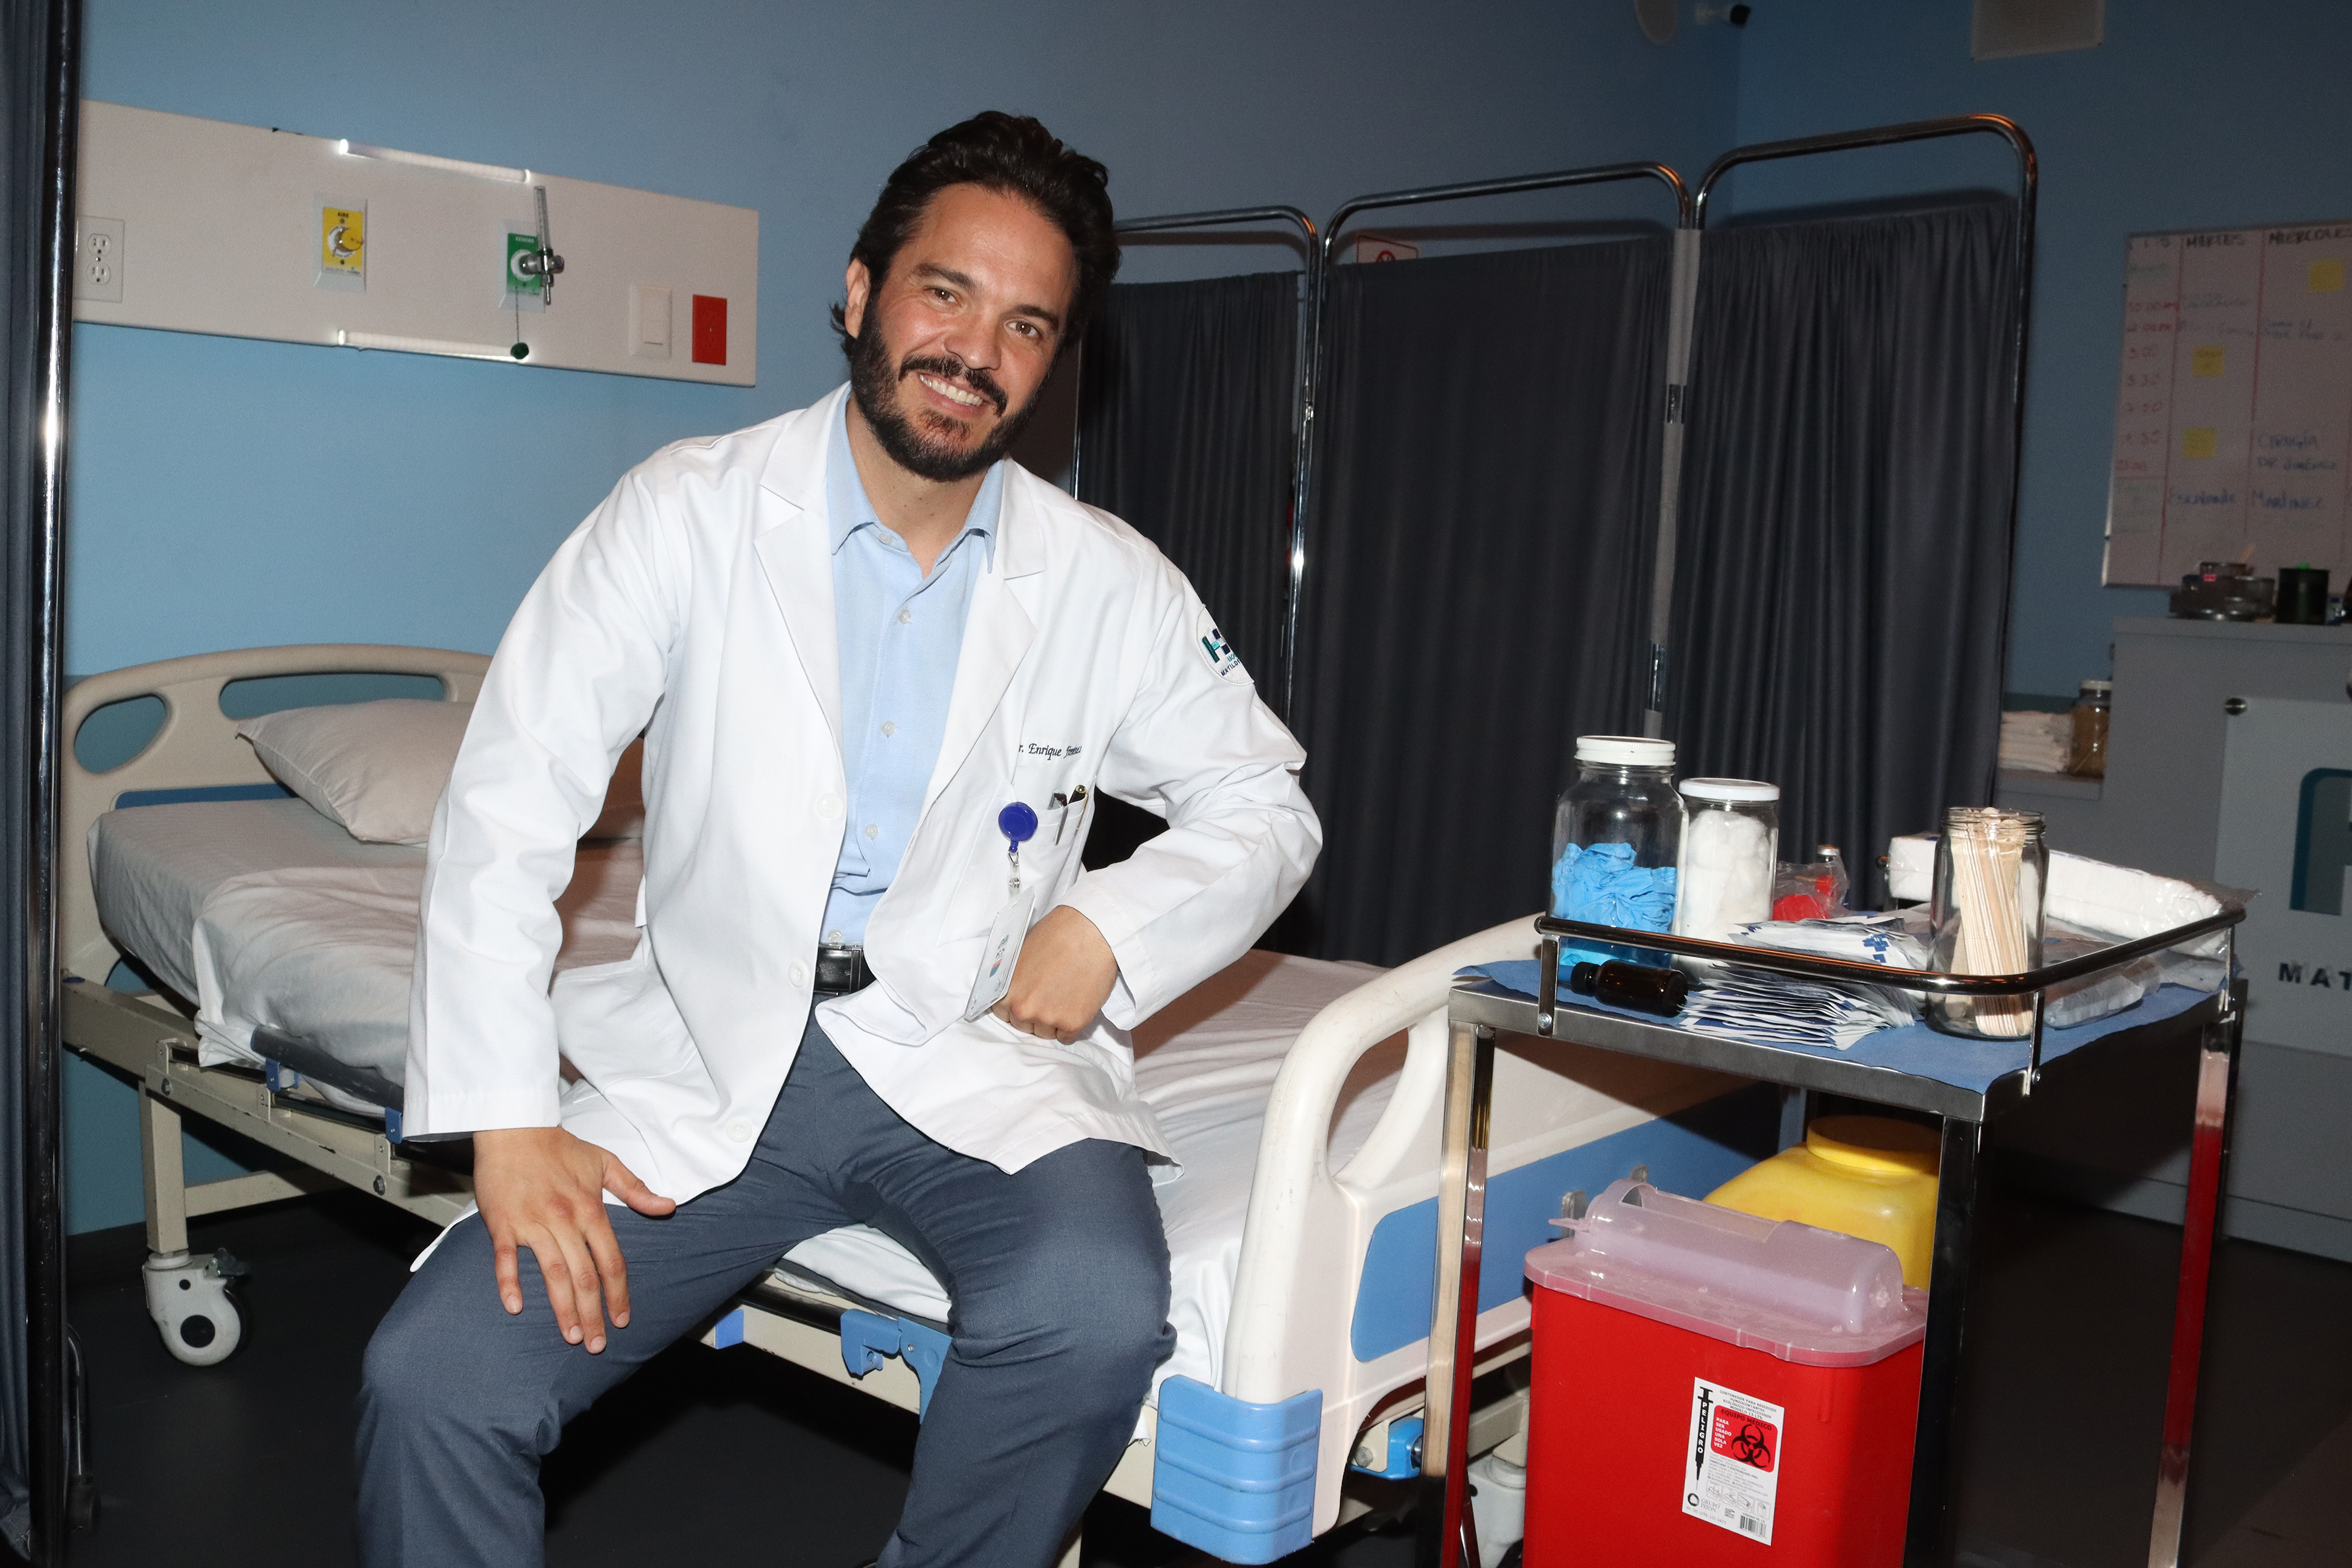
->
[821, 395, 1003, 947]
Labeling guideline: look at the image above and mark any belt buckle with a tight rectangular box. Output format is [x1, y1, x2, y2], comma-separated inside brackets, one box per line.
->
[814, 945, 869, 995]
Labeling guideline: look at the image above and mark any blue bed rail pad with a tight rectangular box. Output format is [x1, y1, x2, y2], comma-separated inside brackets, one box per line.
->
[839, 1309, 950, 1418]
[1459, 961, 2213, 1094]
[1151, 1377, 1321, 1563]
[1350, 1414, 1423, 1480]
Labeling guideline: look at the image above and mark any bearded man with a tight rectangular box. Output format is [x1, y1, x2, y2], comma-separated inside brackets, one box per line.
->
[354, 112, 1320, 1567]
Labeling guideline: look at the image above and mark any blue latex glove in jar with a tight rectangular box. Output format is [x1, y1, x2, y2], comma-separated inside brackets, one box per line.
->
[1552, 737, 1680, 970]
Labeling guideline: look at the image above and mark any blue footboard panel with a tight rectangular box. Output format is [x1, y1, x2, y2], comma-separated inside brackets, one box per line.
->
[1348, 1081, 1780, 1361]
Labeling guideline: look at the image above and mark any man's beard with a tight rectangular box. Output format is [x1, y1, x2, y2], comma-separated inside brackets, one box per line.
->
[847, 318, 1042, 483]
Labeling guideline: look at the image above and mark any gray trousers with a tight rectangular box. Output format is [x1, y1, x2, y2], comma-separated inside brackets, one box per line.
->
[355, 1019, 1174, 1568]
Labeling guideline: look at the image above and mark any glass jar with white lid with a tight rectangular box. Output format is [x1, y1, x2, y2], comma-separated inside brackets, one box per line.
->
[1673, 778, 1780, 942]
[1552, 735, 1680, 965]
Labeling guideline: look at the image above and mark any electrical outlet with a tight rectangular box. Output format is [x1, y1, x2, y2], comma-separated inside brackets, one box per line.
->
[76, 216, 124, 303]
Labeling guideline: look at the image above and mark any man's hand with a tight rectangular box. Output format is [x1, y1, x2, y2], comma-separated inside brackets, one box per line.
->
[472, 1126, 676, 1353]
[993, 906, 1119, 1043]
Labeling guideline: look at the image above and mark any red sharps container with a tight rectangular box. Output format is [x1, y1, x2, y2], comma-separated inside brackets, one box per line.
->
[1522, 1178, 1928, 1566]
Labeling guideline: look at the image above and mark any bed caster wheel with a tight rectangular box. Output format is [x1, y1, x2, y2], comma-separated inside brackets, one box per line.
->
[142, 1249, 247, 1366]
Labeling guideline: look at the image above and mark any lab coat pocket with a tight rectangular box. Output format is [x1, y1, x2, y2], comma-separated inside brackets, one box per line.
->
[550, 944, 702, 1088]
[941, 778, 1091, 940]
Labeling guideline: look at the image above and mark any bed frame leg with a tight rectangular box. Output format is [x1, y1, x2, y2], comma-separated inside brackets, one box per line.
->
[139, 1088, 189, 1258]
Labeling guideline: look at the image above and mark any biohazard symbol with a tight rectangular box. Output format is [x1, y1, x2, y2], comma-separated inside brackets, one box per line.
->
[1723, 1420, 1773, 1470]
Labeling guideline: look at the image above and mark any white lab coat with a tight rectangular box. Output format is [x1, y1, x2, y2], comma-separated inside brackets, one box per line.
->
[405, 386, 1320, 1203]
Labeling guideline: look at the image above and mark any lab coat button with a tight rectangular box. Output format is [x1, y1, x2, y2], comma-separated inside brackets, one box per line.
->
[816, 794, 843, 818]
[726, 1120, 752, 1143]
[789, 960, 810, 988]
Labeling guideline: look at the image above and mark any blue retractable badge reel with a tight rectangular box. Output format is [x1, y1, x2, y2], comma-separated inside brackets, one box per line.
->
[999, 802, 1038, 894]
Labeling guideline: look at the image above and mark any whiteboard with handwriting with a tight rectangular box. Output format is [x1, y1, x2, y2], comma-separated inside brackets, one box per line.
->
[2103, 220, 2352, 585]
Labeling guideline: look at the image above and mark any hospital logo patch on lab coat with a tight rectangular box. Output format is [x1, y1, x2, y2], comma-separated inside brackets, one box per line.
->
[1193, 606, 1248, 684]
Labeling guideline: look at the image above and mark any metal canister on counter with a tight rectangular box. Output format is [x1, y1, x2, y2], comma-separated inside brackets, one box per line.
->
[1551, 737, 1680, 958]
[1673, 779, 1780, 942]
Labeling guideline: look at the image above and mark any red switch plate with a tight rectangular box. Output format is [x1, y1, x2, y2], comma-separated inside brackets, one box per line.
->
[691, 294, 727, 365]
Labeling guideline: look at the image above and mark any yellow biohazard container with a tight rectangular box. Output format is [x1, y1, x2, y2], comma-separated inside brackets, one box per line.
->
[1703, 1116, 1940, 1287]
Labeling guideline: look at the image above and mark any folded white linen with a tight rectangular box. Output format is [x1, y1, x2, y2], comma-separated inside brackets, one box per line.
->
[1997, 710, 2073, 773]
[1886, 836, 2229, 959]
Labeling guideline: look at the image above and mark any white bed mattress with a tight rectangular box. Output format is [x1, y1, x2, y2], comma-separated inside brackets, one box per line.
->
[89, 797, 1399, 1408]
[89, 798, 642, 1087]
[780, 947, 1395, 1405]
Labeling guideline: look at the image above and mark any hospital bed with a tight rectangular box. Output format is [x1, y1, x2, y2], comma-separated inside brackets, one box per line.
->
[62, 644, 1778, 1563]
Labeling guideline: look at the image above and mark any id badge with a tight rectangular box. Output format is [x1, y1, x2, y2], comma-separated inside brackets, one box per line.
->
[964, 886, 1037, 1022]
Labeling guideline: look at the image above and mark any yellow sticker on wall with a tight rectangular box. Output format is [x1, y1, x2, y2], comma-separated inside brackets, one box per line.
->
[2313, 258, 2346, 294]
[2182, 427, 2218, 460]
[321, 207, 364, 273]
[2191, 345, 2225, 378]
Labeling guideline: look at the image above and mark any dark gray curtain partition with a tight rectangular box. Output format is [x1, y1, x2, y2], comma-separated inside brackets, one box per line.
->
[1287, 238, 1671, 964]
[1075, 273, 1297, 691]
[1665, 200, 2021, 900]
[2, 0, 75, 1557]
[1075, 272, 1298, 870]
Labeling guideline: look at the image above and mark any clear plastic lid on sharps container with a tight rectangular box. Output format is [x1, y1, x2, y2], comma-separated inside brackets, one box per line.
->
[1524, 1178, 1926, 1367]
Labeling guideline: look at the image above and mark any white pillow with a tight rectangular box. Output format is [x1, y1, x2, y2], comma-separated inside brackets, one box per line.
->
[237, 700, 646, 845]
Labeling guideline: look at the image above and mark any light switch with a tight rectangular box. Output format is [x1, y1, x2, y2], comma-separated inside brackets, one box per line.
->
[630, 283, 672, 360]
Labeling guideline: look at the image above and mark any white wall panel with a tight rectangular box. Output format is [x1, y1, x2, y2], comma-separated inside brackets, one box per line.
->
[72, 101, 758, 384]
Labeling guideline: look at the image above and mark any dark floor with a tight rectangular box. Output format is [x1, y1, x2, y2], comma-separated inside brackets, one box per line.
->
[59, 1180, 2352, 1567]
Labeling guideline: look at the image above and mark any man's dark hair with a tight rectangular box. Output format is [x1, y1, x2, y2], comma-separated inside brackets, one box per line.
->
[832, 112, 1119, 357]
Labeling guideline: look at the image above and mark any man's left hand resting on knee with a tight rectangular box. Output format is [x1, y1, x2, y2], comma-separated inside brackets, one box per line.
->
[357, 112, 1319, 1568]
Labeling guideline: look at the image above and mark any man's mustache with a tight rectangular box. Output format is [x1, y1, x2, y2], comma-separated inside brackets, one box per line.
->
[898, 355, 1008, 417]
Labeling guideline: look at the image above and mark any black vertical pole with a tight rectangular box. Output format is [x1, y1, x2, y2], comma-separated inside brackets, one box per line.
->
[10, 0, 80, 1560]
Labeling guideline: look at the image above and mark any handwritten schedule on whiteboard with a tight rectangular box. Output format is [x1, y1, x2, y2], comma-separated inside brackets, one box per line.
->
[2103, 221, 2352, 586]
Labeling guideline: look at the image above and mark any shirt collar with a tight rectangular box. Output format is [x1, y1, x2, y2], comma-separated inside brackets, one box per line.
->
[825, 387, 1002, 567]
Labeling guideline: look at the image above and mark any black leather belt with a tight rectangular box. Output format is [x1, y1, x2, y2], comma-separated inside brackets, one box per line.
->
[813, 945, 875, 996]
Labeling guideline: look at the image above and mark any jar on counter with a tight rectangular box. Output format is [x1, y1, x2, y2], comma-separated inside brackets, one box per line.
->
[1927, 807, 2048, 1039]
[2068, 680, 2111, 778]
[1552, 737, 1680, 960]
[1673, 779, 1779, 942]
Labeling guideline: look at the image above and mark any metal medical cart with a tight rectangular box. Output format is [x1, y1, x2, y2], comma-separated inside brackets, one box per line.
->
[1417, 908, 2246, 1568]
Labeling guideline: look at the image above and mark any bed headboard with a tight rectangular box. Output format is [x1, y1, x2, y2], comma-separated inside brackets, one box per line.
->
[62, 643, 489, 983]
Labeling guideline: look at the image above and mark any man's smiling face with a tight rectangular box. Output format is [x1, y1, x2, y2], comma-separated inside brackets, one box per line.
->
[841, 182, 1078, 483]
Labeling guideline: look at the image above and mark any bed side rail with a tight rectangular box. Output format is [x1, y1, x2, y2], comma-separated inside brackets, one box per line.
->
[1222, 915, 1537, 1406]
[62, 643, 489, 982]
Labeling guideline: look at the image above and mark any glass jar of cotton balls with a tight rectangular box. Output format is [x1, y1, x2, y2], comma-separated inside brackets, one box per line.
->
[1673, 779, 1781, 942]
[1551, 737, 1681, 965]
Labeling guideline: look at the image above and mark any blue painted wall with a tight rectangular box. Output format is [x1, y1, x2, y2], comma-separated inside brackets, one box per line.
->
[1724, 0, 2352, 699]
[79, 1, 2352, 1233]
[63, 0, 1741, 1231]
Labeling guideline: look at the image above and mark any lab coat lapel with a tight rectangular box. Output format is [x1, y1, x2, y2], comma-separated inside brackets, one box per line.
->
[921, 472, 1044, 817]
[753, 398, 845, 746]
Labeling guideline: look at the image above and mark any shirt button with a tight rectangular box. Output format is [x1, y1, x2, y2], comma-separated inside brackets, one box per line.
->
[789, 960, 810, 988]
[865, 823, 879, 839]
[726, 1120, 752, 1143]
[816, 794, 842, 818]
[880, 720, 897, 737]
[826, 929, 843, 944]
[897, 608, 913, 624]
